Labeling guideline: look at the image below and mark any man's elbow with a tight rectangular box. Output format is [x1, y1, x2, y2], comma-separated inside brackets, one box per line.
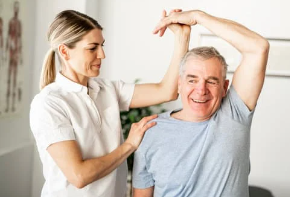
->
[258, 38, 270, 55]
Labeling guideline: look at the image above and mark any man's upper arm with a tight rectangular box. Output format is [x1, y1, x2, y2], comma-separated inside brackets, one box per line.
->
[132, 145, 155, 192]
[231, 43, 269, 111]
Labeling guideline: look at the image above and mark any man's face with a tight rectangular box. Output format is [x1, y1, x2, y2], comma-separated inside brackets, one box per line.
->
[178, 57, 229, 122]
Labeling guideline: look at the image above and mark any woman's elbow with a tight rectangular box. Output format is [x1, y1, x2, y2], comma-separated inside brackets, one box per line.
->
[171, 92, 179, 101]
[70, 176, 87, 189]
[159, 83, 179, 102]
[68, 170, 89, 189]
[165, 91, 179, 102]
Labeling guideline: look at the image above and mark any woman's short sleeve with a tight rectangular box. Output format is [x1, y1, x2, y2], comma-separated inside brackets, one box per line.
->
[112, 80, 135, 111]
[30, 94, 75, 150]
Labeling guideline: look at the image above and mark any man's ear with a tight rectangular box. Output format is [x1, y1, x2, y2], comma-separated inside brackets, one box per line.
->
[58, 44, 70, 60]
[223, 79, 230, 97]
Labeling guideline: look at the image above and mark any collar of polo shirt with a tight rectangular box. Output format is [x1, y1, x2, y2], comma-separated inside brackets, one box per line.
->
[56, 72, 101, 95]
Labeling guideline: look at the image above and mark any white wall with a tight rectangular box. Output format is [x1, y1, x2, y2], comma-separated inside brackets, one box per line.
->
[28, 0, 290, 197]
[98, 0, 290, 197]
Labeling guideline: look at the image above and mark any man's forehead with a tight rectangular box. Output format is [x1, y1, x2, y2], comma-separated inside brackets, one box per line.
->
[185, 58, 223, 72]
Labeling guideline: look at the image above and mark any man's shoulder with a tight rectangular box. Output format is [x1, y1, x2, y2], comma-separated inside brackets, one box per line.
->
[144, 110, 179, 136]
[152, 110, 174, 124]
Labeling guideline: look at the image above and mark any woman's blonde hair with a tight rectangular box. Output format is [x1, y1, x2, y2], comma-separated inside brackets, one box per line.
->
[39, 10, 103, 90]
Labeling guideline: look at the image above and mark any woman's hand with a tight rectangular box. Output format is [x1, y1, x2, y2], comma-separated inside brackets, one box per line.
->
[125, 114, 158, 150]
[153, 10, 201, 36]
[156, 9, 191, 37]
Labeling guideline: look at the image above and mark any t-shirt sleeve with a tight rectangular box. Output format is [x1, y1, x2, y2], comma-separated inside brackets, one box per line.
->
[30, 94, 75, 150]
[112, 80, 135, 111]
[132, 149, 154, 189]
[219, 85, 255, 126]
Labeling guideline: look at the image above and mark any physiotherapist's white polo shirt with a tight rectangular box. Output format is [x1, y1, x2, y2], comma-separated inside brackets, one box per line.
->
[30, 73, 135, 197]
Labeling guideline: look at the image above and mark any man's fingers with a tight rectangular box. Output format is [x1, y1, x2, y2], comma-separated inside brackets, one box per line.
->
[153, 9, 181, 35]
[159, 28, 166, 37]
[162, 9, 167, 18]
[169, 9, 182, 15]
[153, 21, 169, 35]
[159, 10, 167, 36]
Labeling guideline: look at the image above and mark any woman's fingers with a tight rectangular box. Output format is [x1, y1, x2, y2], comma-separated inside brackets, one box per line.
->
[139, 114, 158, 127]
[142, 121, 157, 131]
[153, 9, 183, 36]
[126, 114, 158, 149]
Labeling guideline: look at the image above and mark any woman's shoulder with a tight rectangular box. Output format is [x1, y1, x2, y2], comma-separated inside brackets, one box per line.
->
[90, 77, 131, 90]
[90, 77, 114, 87]
[31, 83, 64, 107]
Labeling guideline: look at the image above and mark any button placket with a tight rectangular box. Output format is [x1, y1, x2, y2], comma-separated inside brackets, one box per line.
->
[86, 93, 102, 132]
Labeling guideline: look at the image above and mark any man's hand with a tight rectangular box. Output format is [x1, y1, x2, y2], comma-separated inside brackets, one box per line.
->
[153, 10, 200, 36]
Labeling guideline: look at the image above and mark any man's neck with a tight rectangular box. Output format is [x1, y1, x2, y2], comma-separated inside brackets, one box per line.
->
[170, 109, 210, 123]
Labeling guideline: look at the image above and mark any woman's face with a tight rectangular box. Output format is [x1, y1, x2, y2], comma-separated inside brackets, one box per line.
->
[63, 28, 105, 83]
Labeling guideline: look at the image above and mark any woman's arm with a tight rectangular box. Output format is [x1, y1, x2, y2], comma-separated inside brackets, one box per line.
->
[47, 115, 157, 188]
[133, 187, 154, 197]
[129, 11, 190, 108]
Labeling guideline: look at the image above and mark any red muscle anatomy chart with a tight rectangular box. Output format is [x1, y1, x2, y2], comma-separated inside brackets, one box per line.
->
[0, 0, 24, 117]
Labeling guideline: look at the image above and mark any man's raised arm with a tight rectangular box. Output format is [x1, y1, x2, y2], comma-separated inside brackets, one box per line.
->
[154, 10, 270, 110]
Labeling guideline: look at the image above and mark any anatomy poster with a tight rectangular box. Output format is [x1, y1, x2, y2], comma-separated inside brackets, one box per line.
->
[0, 0, 25, 117]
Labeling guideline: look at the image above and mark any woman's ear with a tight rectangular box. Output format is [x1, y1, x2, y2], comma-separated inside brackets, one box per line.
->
[58, 44, 70, 60]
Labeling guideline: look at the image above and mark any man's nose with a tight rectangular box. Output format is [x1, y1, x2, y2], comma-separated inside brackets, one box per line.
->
[195, 81, 207, 95]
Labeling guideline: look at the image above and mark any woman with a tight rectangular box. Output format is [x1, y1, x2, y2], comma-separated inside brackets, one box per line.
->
[30, 10, 190, 197]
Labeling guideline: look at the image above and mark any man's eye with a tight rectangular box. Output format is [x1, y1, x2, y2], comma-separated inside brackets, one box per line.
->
[207, 80, 217, 85]
[188, 80, 197, 84]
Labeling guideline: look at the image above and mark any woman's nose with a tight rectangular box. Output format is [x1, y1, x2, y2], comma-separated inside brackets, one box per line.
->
[97, 46, 105, 59]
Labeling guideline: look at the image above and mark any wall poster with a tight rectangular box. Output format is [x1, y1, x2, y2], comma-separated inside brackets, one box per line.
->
[0, 0, 25, 117]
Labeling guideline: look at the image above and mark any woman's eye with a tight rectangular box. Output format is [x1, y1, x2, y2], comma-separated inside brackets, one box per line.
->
[89, 47, 97, 51]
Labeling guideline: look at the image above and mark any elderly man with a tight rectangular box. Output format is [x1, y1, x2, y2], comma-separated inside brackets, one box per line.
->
[132, 10, 269, 197]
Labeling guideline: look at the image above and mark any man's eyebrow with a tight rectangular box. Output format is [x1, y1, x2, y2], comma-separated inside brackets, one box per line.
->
[207, 76, 220, 82]
[186, 74, 198, 78]
[186, 75, 220, 82]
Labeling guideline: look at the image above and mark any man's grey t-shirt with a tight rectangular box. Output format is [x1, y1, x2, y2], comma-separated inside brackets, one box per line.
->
[133, 86, 254, 197]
